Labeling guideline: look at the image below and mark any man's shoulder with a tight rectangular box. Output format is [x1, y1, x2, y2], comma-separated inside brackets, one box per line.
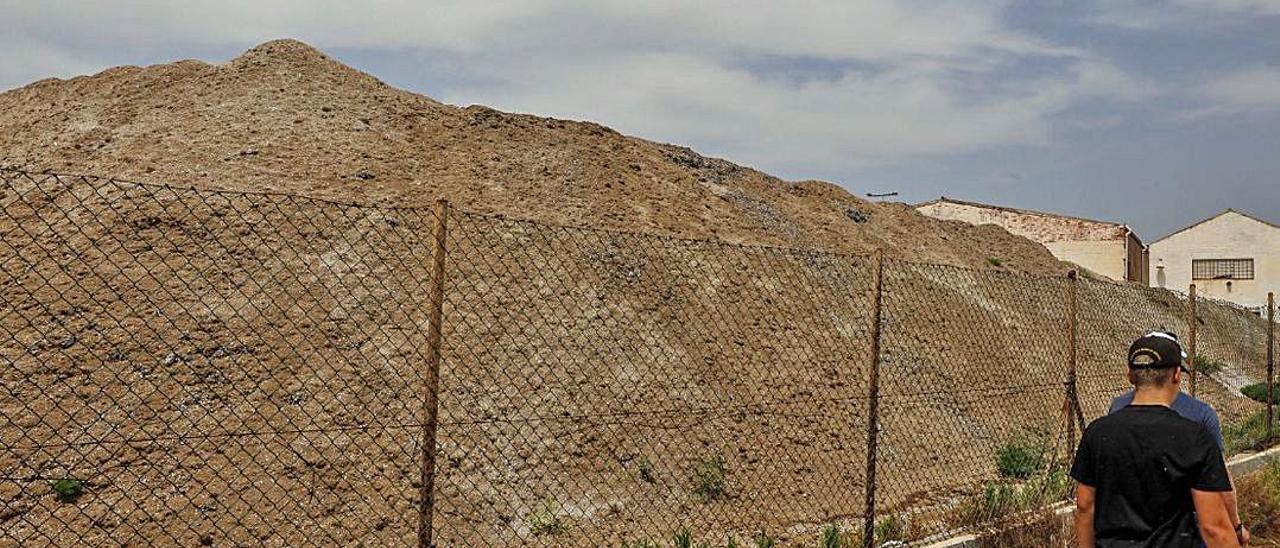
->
[1084, 410, 1129, 435]
[1174, 393, 1220, 420]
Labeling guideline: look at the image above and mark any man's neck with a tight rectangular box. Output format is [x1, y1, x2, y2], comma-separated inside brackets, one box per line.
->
[1131, 386, 1178, 407]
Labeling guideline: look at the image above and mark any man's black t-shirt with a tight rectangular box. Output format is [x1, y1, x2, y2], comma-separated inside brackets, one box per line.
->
[1071, 404, 1232, 547]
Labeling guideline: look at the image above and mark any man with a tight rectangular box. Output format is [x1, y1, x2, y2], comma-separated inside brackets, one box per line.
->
[1107, 331, 1247, 545]
[1072, 333, 1240, 547]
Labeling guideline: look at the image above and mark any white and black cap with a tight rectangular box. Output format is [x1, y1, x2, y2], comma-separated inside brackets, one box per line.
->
[1128, 331, 1189, 372]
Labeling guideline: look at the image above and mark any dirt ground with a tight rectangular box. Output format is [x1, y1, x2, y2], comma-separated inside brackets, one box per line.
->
[0, 41, 1274, 546]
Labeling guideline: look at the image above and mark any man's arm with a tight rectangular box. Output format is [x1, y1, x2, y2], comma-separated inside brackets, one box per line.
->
[1202, 405, 1245, 539]
[1193, 488, 1241, 547]
[1222, 471, 1249, 545]
[1075, 484, 1095, 548]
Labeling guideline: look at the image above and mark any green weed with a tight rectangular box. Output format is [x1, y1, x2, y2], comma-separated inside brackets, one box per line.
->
[637, 456, 656, 483]
[996, 430, 1049, 479]
[954, 466, 1072, 527]
[1193, 354, 1227, 375]
[50, 477, 84, 503]
[527, 500, 565, 536]
[818, 524, 841, 548]
[818, 523, 864, 547]
[1224, 410, 1272, 454]
[692, 456, 728, 502]
[753, 531, 777, 548]
[874, 514, 906, 544]
[672, 527, 709, 548]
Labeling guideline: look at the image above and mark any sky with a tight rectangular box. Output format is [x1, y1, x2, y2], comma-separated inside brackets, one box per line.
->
[2, 1, 1278, 240]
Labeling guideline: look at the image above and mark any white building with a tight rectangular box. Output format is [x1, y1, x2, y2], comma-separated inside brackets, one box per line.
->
[1149, 209, 1279, 312]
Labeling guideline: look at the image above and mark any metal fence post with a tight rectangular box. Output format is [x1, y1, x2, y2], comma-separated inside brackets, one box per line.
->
[862, 249, 886, 548]
[418, 199, 450, 548]
[1269, 292, 1275, 443]
[1066, 271, 1082, 451]
[1188, 284, 1198, 397]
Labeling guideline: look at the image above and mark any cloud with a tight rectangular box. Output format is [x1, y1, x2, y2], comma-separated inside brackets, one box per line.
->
[1177, 0, 1280, 15]
[449, 49, 1143, 174]
[1086, 0, 1280, 30]
[1, 0, 1146, 176]
[1189, 65, 1280, 116]
[4, 1, 1071, 61]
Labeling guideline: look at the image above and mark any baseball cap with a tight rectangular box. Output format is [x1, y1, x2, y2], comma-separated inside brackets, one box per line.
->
[1128, 331, 1189, 372]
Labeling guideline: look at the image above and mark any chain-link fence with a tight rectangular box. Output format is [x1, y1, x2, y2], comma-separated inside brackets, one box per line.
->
[1, 169, 1276, 546]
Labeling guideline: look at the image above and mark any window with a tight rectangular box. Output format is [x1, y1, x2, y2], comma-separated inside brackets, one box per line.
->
[1192, 258, 1254, 280]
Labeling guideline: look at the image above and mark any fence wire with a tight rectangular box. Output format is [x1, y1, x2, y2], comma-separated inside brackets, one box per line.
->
[1, 169, 1275, 547]
[0, 170, 437, 545]
[434, 211, 874, 546]
[874, 260, 1075, 541]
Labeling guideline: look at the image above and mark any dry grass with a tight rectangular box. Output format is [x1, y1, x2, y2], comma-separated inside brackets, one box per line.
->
[1237, 458, 1280, 544]
[974, 509, 1072, 547]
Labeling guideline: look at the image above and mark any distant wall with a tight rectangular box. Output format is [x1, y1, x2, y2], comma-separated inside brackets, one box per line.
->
[917, 200, 1133, 281]
[1044, 239, 1128, 281]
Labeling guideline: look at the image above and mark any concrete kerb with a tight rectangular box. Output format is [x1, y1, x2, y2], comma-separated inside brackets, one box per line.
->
[917, 444, 1280, 548]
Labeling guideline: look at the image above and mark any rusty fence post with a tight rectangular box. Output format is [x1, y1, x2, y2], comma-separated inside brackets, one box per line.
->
[1065, 271, 1083, 451]
[1189, 284, 1198, 397]
[862, 249, 886, 548]
[418, 199, 450, 548]
[1269, 292, 1275, 443]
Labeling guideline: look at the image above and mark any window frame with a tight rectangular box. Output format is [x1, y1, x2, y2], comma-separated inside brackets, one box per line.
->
[1191, 258, 1254, 281]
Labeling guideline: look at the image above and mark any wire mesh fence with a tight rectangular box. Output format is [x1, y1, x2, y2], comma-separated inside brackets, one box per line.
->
[1, 169, 1276, 546]
[873, 260, 1076, 542]
[0, 170, 438, 545]
[436, 212, 875, 546]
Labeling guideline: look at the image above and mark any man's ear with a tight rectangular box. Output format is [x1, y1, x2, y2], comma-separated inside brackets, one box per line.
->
[1172, 367, 1182, 384]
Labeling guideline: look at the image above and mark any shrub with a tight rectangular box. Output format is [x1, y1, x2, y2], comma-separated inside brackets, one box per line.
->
[987, 257, 1003, 267]
[671, 528, 708, 548]
[636, 456, 656, 483]
[874, 515, 906, 544]
[753, 531, 777, 548]
[817, 524, 862, 548]
[1193, 354, 1227, 375]
[1242, 382, 1280, 404]
[996, 431, 1048, 479]
[1224, 410, 1271, 454]
[819, 521, 903, 548]
[692, 456, 728, 502]
[527, 500, 565, 536]
[953, 466, 1072, 527]
[819, 524, 841, 548]
[50, 477, 84, 503]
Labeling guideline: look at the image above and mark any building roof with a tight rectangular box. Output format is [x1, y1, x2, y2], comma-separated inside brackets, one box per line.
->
[1151, 208, 1280, 244]
[915, 196, 1134, 231]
